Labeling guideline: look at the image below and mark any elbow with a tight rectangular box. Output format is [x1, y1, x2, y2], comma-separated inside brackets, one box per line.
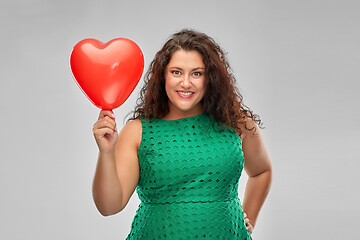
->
[248, 167, 273, 189]
[99, 211, 111, 217]
[95, 204, 113, 216]
[98, 206, 123, 217]
[263, 163, 273, 184]
[262, 167, 273, 184]
[92, 192, 125, 216]
[98, 207, 114, 217]
[94, 201, 124, 217]
[99, 210, 115, 217]
[267, 169, 273, 188]
[263, 168, 273, 191]
[249, 166, 272, 179]
[268, 165, 273, 183]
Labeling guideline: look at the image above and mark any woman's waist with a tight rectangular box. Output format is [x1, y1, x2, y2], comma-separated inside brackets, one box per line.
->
[133, 197, 245, 224]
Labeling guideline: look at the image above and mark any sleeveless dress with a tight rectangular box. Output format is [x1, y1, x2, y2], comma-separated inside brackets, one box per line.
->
[126, 113, 252, 240]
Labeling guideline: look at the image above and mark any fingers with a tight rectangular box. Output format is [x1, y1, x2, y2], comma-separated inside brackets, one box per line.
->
[94, 110, 117, 134]
[98, 110, 115, 120]
[246, 223, 253, 234]
[93, 126, 116, 138]
[243, 212, 253, 234]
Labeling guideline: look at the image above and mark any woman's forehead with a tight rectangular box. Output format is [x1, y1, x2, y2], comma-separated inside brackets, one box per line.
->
[167, 50, 205, 69]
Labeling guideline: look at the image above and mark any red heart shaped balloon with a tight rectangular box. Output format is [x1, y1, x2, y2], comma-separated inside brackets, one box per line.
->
[70, 38, 144, 110]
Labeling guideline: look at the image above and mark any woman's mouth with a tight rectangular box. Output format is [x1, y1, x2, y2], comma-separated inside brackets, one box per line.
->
[177, 91, 194, 98]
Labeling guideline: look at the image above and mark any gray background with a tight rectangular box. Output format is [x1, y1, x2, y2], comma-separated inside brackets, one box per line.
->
[1, 0, 359, 239]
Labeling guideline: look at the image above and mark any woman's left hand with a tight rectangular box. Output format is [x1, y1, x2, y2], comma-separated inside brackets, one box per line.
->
[243, 212, 254, 234]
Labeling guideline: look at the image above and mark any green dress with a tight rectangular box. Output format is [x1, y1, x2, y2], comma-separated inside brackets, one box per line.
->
[126, 113, 252, 240]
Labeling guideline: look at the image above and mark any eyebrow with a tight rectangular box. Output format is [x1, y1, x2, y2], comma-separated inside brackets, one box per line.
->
[168, 67, 205, 71]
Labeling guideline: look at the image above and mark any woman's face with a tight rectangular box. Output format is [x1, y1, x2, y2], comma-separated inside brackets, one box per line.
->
[164, 49, 206, 117]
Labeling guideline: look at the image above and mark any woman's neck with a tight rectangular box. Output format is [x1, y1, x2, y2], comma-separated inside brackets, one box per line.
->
[162, 104, 204, 121]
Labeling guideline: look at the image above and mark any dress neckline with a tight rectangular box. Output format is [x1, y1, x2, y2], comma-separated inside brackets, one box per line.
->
[158, 112, 206, 122]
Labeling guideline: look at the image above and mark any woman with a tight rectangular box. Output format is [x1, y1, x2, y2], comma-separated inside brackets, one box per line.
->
[92, 29, 272, 239]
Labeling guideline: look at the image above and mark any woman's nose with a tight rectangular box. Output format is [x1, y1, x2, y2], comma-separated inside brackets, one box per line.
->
[181, 75, 191, 88]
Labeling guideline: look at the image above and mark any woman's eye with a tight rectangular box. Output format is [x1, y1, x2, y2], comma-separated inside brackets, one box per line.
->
[171, 70, 181, 75]
[193, 72, 202, 76]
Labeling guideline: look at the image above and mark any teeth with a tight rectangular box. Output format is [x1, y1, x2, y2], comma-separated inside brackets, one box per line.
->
[178, 91, 193, 96]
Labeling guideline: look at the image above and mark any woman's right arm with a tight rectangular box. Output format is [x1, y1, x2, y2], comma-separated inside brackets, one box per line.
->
[92, 110, 141, 216]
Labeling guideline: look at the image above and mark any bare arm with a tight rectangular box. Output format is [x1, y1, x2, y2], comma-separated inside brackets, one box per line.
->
[92, 150, 122, 216]
[92, 110, 141, 216]
[241, 118, 273, 230]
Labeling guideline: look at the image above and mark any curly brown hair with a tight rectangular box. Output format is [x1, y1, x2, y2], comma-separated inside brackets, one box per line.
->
[128, 29, 263, 136]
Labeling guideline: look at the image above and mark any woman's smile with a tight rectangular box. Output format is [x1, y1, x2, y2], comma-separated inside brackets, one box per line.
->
[177, 90, 195, 98]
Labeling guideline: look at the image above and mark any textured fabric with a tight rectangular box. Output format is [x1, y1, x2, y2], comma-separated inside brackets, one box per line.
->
[126, 113, 252, 240]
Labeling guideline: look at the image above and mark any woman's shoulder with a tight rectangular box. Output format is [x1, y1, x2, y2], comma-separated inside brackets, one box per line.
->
[124, 118, 142, 129]
[238, 117, 259, 141]
[120, 119, 142, 148]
